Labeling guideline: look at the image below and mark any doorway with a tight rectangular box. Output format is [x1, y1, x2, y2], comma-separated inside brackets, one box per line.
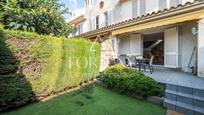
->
[143, 32, 164, 65]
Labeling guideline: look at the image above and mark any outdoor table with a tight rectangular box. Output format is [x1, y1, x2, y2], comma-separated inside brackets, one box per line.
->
[136, 57, 149, 71]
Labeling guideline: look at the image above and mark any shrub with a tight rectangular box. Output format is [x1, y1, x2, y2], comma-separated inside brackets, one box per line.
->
[0, 0, 73, 36]
[100, 64, 164, 98]
[0, 28, 100, 109]
[0, 74, 33, 107]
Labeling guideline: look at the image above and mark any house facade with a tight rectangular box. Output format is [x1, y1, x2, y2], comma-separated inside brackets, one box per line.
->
[71, 0, 195, 35]
[69, 0, 204, 78]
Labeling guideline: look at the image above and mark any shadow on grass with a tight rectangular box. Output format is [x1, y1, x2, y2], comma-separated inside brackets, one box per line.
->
[0, 30, 35, 112]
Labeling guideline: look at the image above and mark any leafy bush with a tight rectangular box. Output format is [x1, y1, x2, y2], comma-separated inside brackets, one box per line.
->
[0, 28, 100, 109]
[100, 64, 164, 98]
[0, 0, 73, 36]
[0, 74, 33, 107]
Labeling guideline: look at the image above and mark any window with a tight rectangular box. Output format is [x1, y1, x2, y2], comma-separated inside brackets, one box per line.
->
[167, 0, 180, 8]
[159, 0, 167, 10]
[90, 19, 92, 30]
[170, 0, 180, 7]
[146, 0, 159, 14]
[96, 15, 99, 29]
[78, 23, 83, 34]
[100, 1, 104, 9]
[132, 0, 139, 17]
[72, 28, 77, 36]
[139, 0, 146, 16]
[104, 12, 108, 26]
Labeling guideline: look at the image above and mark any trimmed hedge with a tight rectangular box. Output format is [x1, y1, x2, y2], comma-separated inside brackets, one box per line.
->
[100, 64, 164, 98]
[0, 26, 100, 109]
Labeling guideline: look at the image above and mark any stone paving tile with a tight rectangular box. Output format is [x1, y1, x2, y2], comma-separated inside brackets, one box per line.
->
[144, 67, 204, 90]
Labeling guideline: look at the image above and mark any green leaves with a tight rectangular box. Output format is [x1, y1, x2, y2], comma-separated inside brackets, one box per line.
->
[100, 64, 164, 98]
[0, 28, 100, 110]
[0, 0, 73, 36]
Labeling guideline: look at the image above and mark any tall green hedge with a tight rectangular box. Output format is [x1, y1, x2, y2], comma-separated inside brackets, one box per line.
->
[0, 27, 100, 109]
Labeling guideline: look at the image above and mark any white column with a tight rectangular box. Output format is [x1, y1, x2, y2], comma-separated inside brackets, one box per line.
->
[198, 18, 204, 77]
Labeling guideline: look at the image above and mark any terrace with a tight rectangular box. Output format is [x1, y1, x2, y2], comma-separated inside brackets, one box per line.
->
[144, 66, 204, 90]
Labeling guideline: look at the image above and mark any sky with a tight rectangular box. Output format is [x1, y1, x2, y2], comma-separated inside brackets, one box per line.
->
[59, 0, 85, 21]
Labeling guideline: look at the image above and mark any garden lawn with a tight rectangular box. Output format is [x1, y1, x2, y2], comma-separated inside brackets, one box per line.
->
[3, 84, 166, 115]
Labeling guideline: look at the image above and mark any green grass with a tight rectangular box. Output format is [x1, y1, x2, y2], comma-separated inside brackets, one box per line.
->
[3, 84, 166, 115]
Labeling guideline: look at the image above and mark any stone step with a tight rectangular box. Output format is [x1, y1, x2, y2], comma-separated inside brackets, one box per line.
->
[165, 83, 204, 115]
[166, 84, 193, 94]
[194, 106, 204, 115]
[178, 86, 193, 95]
[176, 101, 194, 115]
[166, 84, 177, 92]
[164, 98, 177, 110]
[165, 90, 204, 102]
[193, 88, 204, 97]
[164, 99, 204, 115]
[166, 84, 204, 97]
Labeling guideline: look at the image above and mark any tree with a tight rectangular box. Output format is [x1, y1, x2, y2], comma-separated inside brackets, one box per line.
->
[0, 0, 73, 36]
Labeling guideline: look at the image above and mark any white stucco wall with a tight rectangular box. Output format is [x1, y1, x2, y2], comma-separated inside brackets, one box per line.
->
[146, 0, 159, 14]
[180, 23, 197, 72]
[198, 19, 204, 77]
[73, 0, 198, 35]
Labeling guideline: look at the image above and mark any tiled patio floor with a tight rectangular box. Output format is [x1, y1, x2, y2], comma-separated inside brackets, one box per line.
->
[143, 66, 204, 90]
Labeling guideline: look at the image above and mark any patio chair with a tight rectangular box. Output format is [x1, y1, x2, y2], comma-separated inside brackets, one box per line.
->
[124, 56, 136, 67]
[118, 54, 127, 65]
[113, 57, 123, 64]
[141, 56, 154, 74]
[112, 55, 127, 66]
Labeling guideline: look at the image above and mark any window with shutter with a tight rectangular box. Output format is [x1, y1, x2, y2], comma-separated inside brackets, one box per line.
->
[146, 0, 159, 14]
[90, 19, 92, 30]
[79, 23, 83, 34]
[139, 0, 146, 16]
[132, 0, 138, 17]
[104, 12, 108, 26]
[159, 0, 167, 10]
[108, 10, 112, 25]
[96, 15, 99, 29]
[169, 0, 180, 7]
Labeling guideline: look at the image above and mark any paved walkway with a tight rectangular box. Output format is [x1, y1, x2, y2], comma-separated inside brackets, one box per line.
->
[144, 67, 204, 90]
